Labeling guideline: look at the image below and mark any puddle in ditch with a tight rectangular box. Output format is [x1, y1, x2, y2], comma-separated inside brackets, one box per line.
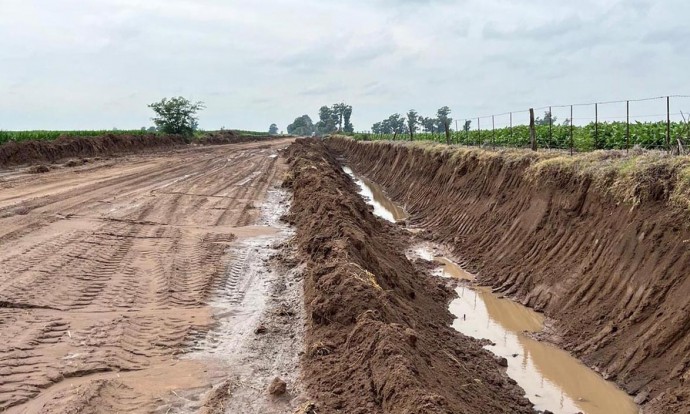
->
[343, 166, 408, 222]
[345, 166, 639, 414]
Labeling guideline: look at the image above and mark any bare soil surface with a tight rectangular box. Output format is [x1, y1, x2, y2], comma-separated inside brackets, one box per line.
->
[0, 138, 296, 413]
[330, 137, 690, 413]
[283, 139, 536, 414]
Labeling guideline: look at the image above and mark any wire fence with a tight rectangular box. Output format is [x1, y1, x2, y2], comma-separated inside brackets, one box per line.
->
[355, 95, 690, 154]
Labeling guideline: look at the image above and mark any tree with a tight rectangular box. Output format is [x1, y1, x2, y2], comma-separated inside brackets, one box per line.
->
[407, 110, 419, 141]
[148, 97, 205, 137]
[437, 106, 453, 144]
[316, 106, 338, 134]
[343, 105, 354, 133]
[536, 110, 557, 126]
[372, 122, 382, 134]
[463, 120, 472, 132]
[287, 115, 315, 135]
[421, 117, 436, 133]
[269, 123, 279, 135]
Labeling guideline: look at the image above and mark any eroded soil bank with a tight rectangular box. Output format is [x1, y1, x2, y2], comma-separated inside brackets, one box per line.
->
[283, 138, 536, 413]
[0, 130, 279, 168]
[329, 137, 690, 413]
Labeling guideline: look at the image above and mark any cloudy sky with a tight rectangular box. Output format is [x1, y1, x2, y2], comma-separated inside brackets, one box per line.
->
[1, 0, 689, 132]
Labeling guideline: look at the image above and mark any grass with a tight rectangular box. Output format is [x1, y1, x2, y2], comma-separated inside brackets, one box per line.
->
[338, 136, 690, 212]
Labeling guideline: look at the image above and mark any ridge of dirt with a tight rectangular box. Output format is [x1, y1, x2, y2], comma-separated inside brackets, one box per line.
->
[329, 137, 690, 413]
[0, 130, 280, 168]
[283, 138, 535, 414]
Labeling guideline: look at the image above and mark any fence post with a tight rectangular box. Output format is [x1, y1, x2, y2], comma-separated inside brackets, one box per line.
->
[492, 115, 496, 149]
[626, 100, 630, 153]
[466, 119, 470, 145]
[510, 112, 513, 147]
[595, 103, 599, 150]
[529, 108, 537, 151]
[667, 96, 671, 151]
[570, 105, 574, 156]
[455, 120, 459, 144]
[478, 118, 481, 147]
[549, 106, 553, 149]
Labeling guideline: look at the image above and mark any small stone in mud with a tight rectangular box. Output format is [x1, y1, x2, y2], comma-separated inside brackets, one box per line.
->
[405, 328, 418, 347]
[497, 357, 508, 367]
[512, 353, 519, 358]
[268, 377, 287, 396]
[254, 324, 267, 334]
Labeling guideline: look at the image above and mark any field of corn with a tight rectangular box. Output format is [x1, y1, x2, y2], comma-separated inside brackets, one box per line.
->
[355, 120, 690, 152]
[0, 129, 270, 145]
[0, 130, 151, 145]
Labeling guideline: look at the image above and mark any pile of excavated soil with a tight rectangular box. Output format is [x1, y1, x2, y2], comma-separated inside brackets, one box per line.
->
[283, 138, 535, 414]
[0, 131, 281, 168]
[329, 137, 690, 413]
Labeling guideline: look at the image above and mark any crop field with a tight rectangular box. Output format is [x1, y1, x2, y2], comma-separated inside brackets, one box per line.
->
[0, 129, 150, 144]
[357, 120, 690, 151]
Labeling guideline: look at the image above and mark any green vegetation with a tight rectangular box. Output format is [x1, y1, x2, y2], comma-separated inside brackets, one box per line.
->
[0, 129, 150, 145]
[288, 102, 354, 136]
[356, 120, 689, 151]
[149, 96, 205, 137]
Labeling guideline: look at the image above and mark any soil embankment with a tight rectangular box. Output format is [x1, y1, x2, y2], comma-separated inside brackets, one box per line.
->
[283, 138, 535, 414]
[0, 130, 279, 168]
[329, 137, 690, 413]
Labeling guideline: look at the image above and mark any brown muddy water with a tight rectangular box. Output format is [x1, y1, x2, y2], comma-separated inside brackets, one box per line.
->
[344, 166, 639, 414]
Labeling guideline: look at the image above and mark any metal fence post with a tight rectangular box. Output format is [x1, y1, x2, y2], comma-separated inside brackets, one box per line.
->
[510, 112, 513, 147]
[626, 100, 630, 153]
[492, 115, 496, 149]
[595, 103, 599, 150]
[570, 105, 574, 155]
[549, 106, 553, 149]
[529, 108, 537, 151]
[478, 118, 481, 147]
[667, 96, 671, 150]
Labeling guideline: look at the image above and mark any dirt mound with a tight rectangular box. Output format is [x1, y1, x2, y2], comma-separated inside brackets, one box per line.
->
[329, 137, 690, 413]
[0, 133, 186, 167]
[197, 130, 275, 145]
[283, 138, 534, 414]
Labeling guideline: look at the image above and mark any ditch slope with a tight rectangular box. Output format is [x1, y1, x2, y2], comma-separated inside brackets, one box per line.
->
[283, 138, 535, 414]
[329, 137, 690, 413]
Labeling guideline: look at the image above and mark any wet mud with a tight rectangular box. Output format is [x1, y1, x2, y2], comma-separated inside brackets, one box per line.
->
[283, 138, 535, 414]
[329, 137, 690, 413]
[347, 163, 638, 414]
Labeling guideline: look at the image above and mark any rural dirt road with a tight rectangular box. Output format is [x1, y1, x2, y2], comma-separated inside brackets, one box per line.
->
[0, 138, 297, 413]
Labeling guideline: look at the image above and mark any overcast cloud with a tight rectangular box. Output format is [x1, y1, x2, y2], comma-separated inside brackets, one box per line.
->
[1, 0, 688, 131]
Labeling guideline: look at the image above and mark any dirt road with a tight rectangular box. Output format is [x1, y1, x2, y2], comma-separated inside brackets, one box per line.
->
[0, 138, 294, 413]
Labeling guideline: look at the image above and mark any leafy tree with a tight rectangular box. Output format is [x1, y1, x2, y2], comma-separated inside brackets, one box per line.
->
[287, 115, 315, 135]
[407, 110, 419, 141]
[421, 117, 437, 133]
[372, 122, 383, 134]
[316, 106, 338, 134]
[147, 126, 157, 133]
[343, 105, 354, 133]
[148, 97, 205, 137]
[536, 110, 557, 126]
[437, 106, 452, 144]
[269, 123, 279, 135]
[463, 120, 472, 132]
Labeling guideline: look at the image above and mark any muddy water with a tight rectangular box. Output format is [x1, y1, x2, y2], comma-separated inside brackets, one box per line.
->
[345, 167, 639, 414]
[343, 166, 408, 222]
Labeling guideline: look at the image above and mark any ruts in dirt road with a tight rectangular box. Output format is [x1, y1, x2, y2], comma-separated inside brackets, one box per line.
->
[0, 138, 299, 413]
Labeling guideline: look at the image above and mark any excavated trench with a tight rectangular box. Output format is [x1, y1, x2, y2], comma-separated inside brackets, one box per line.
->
[343, 164, 639, 414]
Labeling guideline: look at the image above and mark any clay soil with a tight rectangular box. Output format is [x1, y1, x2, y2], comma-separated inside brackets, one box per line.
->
[330, 137, 690, 413]
[0, 138, 294, 412]
[283, 139, 535, 414]
[0, 130, 277, 168]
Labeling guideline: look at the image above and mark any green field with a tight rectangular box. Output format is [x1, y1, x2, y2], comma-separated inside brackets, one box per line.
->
[0, 129, 269, 145]
[0, 130, 151, 145]
[355, 120, 690, 152]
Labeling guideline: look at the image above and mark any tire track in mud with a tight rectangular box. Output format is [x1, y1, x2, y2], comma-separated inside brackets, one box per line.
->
[0, 138, 294, 413]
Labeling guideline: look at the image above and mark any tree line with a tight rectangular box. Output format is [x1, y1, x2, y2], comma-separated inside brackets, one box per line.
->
[371, 106, 471, 144]
[287, 103, 353, 136]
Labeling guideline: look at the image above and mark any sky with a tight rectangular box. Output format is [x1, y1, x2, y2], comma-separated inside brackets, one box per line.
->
[1, 0, 689, 132]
